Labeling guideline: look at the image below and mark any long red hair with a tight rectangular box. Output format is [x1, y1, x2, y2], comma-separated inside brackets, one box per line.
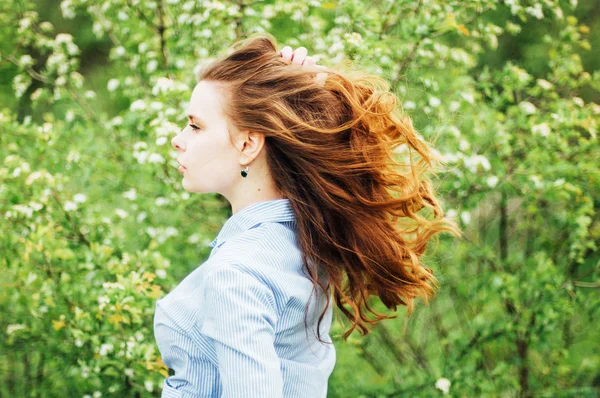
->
[198, 33, 462, 343]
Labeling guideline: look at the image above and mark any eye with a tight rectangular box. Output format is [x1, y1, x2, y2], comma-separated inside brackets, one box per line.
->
[189, 124, 201, 131]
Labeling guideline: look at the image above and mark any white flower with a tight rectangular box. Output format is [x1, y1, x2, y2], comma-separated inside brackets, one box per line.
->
[554, 178, 565, 186]
[60, 1, 76, 19]
[486, 175, 499, 188]
[7, 324, 26, 335]
[64, 201, 77, 211]
[107, 79, 119, 92]
[19, 55, 34, 67]
[435, 377, 451, 395]
[328, 41, 344, 54]
[114, 46, 126, 57]
[459, 139, 470, 151]
[572, 97, 584, 107]
[144, 380, 153, 392]
[525, 3, 544, 19]
[133, 141, 148, 151]
[187, 233, 201, 244]
[519, 101, 537, 115]
[97, 295, 110, 310]
[125, 368, 134, 377]
[130, 100, 146, 112]
[156, 269, 167, 279]
[428, 97, 441, 108]
[460, 211, 471, 225]
[403, 101, 416, 110]
[75, 338, 83, 347]
[137, 212, 147, 223]
[148, 153, 165, 164]
[151, 77, 173, 95]
[115, 209, 128, 219]
[30, 88, 43, 101]
[93, 392, 101, 398]
[146, 60, 158, 73]
[532, 123, 551, 137]
[103, 282, 125, 290]
[73, 193, 87, 203]
[123, 188, 137, 201]
[99, 343, 113, 356]
[460, 91, 475, 104]
[155, 197, 168, 206]
[537, 79, 553, 90]
[156, 136, 167, 146]
[55, 33, 73, 44]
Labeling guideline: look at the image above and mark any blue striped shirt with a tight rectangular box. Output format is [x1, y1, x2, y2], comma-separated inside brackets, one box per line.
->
[153, 198, 336, 397]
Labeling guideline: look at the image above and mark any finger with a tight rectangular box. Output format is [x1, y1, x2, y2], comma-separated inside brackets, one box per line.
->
[291, 47, 308, 65]
[280, 46, 293, 63]
[303, 56, 316, 66]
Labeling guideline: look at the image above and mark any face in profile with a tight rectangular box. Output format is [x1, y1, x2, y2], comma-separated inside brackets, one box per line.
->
[171, 80, 241, 194]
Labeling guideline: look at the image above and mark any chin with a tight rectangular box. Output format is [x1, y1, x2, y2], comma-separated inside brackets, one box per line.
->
[182, 178, 207, 194]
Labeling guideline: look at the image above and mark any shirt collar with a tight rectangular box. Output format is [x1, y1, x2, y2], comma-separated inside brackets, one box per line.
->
[208, 198, 295, 249]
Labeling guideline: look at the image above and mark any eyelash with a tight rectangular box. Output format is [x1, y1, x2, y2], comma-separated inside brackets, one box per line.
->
[189, 124, 201, 131]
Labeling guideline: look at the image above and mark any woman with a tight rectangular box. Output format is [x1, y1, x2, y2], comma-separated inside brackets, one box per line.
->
[154, 33, 460, 398]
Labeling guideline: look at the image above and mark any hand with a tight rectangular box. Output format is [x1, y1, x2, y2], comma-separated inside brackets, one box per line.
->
[279, 45, 325, 70]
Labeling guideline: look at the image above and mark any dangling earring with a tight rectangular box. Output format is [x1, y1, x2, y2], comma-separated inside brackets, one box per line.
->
[241, 165, 249, 178]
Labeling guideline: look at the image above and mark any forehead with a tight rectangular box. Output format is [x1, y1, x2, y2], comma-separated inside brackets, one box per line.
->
[188, 80, 225, 117]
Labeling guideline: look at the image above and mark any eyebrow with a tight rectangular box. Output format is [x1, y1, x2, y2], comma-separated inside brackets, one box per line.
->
[187, 114, 207, 128]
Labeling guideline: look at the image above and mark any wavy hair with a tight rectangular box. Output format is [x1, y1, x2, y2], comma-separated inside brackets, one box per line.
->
[197, 33, 462, 343]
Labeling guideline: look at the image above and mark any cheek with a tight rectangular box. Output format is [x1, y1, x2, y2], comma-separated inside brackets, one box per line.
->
[185, 135, 238, 180]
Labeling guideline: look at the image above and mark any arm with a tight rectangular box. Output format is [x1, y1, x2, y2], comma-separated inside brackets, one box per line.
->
[201, 265, 283, 398]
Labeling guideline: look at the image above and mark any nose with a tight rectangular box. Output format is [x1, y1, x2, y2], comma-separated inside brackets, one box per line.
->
[171, 134, 184, 151]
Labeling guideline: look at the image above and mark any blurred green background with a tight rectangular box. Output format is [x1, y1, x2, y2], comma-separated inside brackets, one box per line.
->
[1, 0, 599, 397]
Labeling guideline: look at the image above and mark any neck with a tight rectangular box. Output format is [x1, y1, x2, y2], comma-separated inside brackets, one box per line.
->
[224, 175, 284, 215]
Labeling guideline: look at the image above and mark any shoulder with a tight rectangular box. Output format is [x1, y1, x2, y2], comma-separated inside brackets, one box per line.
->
[214, 222, 303, 274]
[200, 263, 282, 330]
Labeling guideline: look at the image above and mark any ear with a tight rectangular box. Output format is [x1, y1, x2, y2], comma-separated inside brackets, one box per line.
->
[238, 130, 265, 166]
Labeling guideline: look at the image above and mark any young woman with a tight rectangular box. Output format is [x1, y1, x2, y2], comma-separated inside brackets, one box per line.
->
[154, 33, 460, 398]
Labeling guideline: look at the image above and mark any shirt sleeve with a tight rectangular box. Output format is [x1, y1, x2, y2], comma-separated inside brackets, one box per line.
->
[200, 265, 283, 398]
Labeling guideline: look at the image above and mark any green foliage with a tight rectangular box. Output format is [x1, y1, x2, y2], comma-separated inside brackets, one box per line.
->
[1, 0, 599, 397]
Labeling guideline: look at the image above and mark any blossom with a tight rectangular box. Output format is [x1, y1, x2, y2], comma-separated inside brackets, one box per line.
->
[64, 201, 77, 211]
[115, 209, 128, 219]
[99, 343, 113, 356]
[73, 193, 87, 203]
[144, 380, 153, 392]
[7, 324, 26, 335]
[97, 295, 110, 310]
[519, 101, 537, 115]
[130, 100, 146, 112]
[532, 123, 551, 137]
[147, 153, 165, 164]
[435, 377, 451, 395]
[107, 79, 119, 92]
[123, 188, 137, 201]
